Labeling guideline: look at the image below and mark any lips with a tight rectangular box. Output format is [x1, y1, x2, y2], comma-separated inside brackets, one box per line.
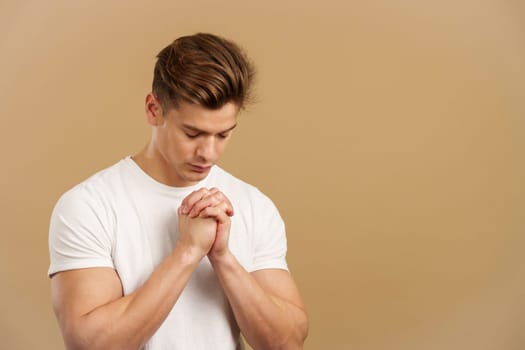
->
[190, 164, 212, 173]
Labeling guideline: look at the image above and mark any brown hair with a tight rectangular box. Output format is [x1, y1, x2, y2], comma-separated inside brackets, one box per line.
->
[152, 33, 255, 112]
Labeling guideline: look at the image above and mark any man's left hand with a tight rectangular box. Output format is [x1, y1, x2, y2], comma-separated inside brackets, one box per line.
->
[179, 187, 233, 258]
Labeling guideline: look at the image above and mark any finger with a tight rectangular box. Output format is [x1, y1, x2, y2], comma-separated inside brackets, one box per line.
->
[221, 194, 234, 217]
[190, 191, 235, 217]
[206, 190, 234, 216]
[216, 201, 234, 217]
[188, 193, 222, 217]
[180, 188, 210, 214]
[208, 187, 220, 195]
[198, 206, 230, 224]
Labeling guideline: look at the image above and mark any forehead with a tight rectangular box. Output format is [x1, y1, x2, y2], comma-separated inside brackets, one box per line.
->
[166, 101, 239, 132]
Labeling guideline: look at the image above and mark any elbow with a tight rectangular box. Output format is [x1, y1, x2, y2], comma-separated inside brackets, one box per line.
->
[60, 319, 90, 350]
[299, 306, 309, 338]
[63, 333, 130, 350]
[63, 333, 141, 350]
[287, 308, 309, 349]
[62, 323, 102, 350]
[61, 321, 140, 350]
[298, 312, 309, 345]
[267, 310, 309, 350]
[287, 310, 309, 349]
[62, 330, 91, 350]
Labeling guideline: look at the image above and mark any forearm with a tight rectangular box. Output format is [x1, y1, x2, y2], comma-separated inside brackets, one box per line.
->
[209, 252, 308, 350]
[65, 245, 199, 350]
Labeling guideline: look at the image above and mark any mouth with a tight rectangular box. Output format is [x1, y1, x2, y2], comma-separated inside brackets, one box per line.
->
[189, 164, 212, 173]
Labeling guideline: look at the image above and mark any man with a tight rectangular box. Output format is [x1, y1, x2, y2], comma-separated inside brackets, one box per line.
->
[48, 33, 308, 350]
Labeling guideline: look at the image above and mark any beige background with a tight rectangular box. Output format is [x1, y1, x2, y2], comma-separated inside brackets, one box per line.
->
[1, 1, 524, 349]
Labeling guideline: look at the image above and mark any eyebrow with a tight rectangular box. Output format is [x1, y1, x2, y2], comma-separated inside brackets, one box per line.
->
[182, 123, 237, 135]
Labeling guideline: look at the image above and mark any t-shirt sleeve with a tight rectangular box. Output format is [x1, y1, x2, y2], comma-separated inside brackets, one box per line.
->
[250, 190, 289, 272]
[48, 185, 114, 277]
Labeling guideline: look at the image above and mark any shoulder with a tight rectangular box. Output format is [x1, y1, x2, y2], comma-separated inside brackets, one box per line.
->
[48, 162, 124, 276]
[49, 159, 129, 243]
[52, 159, 128, 218]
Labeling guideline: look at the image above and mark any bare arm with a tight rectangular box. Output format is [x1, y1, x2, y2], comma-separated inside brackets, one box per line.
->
[210, 254, 309, 350]
[182, 189, 309, 349]
[51, 212, 217, 350]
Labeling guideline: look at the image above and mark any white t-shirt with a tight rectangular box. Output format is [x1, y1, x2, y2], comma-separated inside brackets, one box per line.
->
[48, 157, 288, 350]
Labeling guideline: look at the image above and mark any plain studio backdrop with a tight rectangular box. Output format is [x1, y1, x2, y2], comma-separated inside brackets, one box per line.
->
[1, 1, 524, 349]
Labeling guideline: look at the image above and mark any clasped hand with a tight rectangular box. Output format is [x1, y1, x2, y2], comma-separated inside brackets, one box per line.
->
[177, 187, 233, 261]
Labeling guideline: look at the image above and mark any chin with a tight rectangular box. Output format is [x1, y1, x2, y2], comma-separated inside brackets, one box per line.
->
[185, 171, 209, 183]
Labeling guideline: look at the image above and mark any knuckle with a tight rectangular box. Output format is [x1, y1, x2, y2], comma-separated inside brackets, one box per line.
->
[201, 207, 214, 217]
[212, 194, 221, 204]
[213, 192, 224, 201]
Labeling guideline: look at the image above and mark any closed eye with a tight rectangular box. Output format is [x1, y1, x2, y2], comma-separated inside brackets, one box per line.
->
[185, 132, 200, 139]
[182, 123, 236, 139]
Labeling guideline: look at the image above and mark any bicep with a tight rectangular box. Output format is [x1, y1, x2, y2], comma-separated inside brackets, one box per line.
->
[51, 267, 123, 333]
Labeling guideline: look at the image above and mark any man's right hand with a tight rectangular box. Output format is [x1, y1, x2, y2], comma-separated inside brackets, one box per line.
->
[176, 187, 234, 260]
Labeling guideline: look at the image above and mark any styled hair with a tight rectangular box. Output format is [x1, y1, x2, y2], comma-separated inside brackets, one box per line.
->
[152, 33, 255, 112]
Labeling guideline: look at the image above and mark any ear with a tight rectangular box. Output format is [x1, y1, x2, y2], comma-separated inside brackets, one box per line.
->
[145, 92, 164, 126]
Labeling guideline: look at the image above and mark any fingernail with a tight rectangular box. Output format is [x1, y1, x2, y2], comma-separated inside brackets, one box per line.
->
[181, 205, 188, 214]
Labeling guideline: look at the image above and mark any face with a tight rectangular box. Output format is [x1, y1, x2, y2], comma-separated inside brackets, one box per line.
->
[146, 94, 239, 187]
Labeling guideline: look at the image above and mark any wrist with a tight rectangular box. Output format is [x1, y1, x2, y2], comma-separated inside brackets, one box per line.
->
[173, 242, 205, 266]
[208, 249, 235, 267]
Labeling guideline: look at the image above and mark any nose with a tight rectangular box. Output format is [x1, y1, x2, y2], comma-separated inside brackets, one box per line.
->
[196, 136, 217, 162]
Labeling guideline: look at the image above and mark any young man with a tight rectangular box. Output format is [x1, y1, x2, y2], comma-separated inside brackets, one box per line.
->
[48, 33, 308, 349]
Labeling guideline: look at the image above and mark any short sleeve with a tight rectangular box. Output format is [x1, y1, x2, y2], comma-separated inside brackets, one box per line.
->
[250, 190, 288, 272]
[48, 185, 114, 277]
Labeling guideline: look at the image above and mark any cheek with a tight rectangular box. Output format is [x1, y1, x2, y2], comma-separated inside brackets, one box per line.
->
[156, 126, 192, 164]
[175, 140, 197, 159]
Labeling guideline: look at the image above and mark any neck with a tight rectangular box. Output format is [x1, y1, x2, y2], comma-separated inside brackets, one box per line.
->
[132, 142, 175, 186]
